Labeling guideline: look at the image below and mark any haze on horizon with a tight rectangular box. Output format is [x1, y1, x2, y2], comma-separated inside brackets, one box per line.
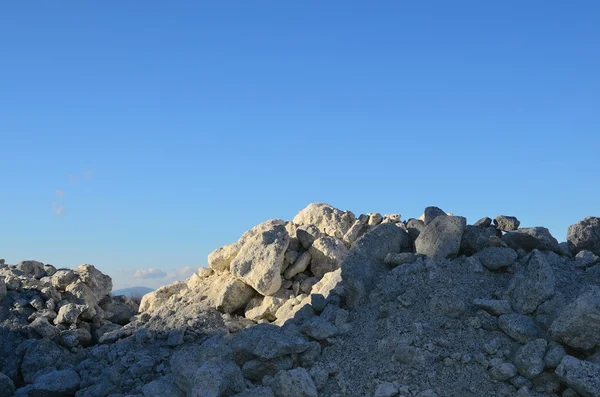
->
[1, 1, 599, 290]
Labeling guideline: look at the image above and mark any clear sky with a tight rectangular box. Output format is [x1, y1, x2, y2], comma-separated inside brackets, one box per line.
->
[1, 1, 598, 290]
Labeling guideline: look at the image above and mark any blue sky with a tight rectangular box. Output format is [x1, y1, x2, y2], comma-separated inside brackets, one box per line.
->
[1, 1, 598, 290]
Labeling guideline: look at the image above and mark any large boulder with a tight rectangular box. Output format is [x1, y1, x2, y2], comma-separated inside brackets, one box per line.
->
[459, 226, 499, 256]
[99, 295, 139, 325]
[54, 303, 88, 325]
[50, 270, 79, 290]
[271, 368, 318, 397]
[245, 289, 294, 322]
[513, 339, 547, 379]
[506, 250, 556, 314]
[550, 286, 600, 350]
[139, 281, 188, 313]
[502, 227, 561, 254]
[567, 216, 600, 256]
[292, 203, 355, 240]
[342, 223, 408, 307]
[494, 215, 520, 232]
[555, 356, 600, 397]
[16, 260, 46, 279]
[420, 206, 447, 226]
[0, 372, 15, 397]
[230, 220, 290, 296]
[308, 237, 348, 278]
[415, 216, 466, 259]
[21, 339, 66, 383]
[208, 242, 241, 273]
[29, 368, 81, 396]
[214, 277, 256, 314]
[475, 247, 518, 270]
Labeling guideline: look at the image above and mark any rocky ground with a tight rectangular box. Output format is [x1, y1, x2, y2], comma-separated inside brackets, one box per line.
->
[1, 203, 600, 397]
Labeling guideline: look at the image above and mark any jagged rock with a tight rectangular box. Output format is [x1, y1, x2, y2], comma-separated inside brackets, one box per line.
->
[50, 270, 79, 290]
[300, 317, 338, 340]
[368, 213, 383, 226]
[374, 382, 399, 397]
[343, 223, 408, 307]
[550, 286, 600, 350]
[544, 341, 566, 369]
[384, 252, 418, 267]
[29, 368, 81, 396]
[421, 206, 447, 226]
[489, 362, 518, 381]
[230, 220, 290, 296]
[429, 291, 466, 318]
[575, 250, 600, 268]
[0, 279, 6, 302]
[0, 372, 15, 397]
[474, 217, 493, 227]
[498, 314, 542, 343]
[73, 264, 112, 301]
[215, 277, 255, 314]
[308, 236, 348, 278]
[460, 226, 498, 256]
[296, 224, 321, 249]
[271, 368, 318, 397]
[383, 214, 401, 224]
[242, 356, 293, 381]
[406, 218, 425, 243]
[21, 339, 66, 383]
[283, 252, 311, 280]
[342, 220, 370, 246]
[208, 242, 241, 273]
[245, 290, 293, 321]
[494, 215, 521, 232]
[229, 324, 309, 364]
[183, 359, 244, 397]
[514, 339, 547, 379]
[473, 299, 513, 316]
[54, 303, 87, 324]
[555, 356, 600, 397]
[16, 260, 46, 279]
[142, 376, 184, 397]
[567, 216, 600, 256]
[61, 328, 92, 347]
[99, 295, 138, 325]
[293, 203, 355, 240]
[475, 247, 518, 270]
[198, 267, 214, 278]
[506, 250, 556, 314]
[29, 317, 60, 339]
[232, 387, 275, 397]
[502, 227, 561, 253]
[415, 216, 466, 259]
[139, 280, 188, 313]
[43, 264, 57, 276]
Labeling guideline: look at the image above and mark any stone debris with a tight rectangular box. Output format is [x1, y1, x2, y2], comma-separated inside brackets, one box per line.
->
[2, 202, 600, 397]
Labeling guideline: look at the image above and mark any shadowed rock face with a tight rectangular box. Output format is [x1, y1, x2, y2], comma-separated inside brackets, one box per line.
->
[2, 204, 600, 397]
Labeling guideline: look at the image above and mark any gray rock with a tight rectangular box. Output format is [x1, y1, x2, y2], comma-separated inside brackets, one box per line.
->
[494, 215, 521, 232]
[575, 250, 600, 268]
[242, 356, 293, 381]
[368, 213, 383, 226]
[308, 236, 348, 278]
[460, 226, 499, 256]
[167, 328, 186, 346]
[188, 359, 245, 397]
[507, 250, 556, 314]
[473, 299, 513, 316]
[422, 206, 447, 226]
[54, 303, 88, 324]
[475, 247, 518, 270]
[284, 252, 311, 279]
[0, 372, 15, 397]
[555, 356, 600, 397]
[429, 291, 466, 318]
[514, 339, 547, 379]
[544, 341, 566, 369]
[232, 387, 275, 397]
[498, 314, 542, 343]
[215, 277, 255, 314]
[99, 295, 138, 325]
[374, 382, 399, 397]
[296, 224, 322, 249]
[229, 324, 309, 364]
[300, 317, 338, 340]
[293, 203, 356, 240]
[342, 223, 408, 307]
[50, 270, 79, 290]
[0, 279, 6, 302]
[550, 286, 600, 350]
[29, 317, 60, 339]
[271, 368, 318, 397]
[489, 362, 518, 381]
[415, 216, 467, 259]
[29, 368, 81, 396]
[230, 220, 290, 296]
[17, 260, 46, 279]
[208, 242, 241, 273]
[502, 227, 561, 253]
[72, 264, 113, 302]
[474, 217, 493, 227]
[406, 218, 425, 243]
[342, 221, 371, 247]
[21, 339, 65, 383]
[384, 252, 418, 267]
[142, 376, 184, 397]
[567, 216, 600, 256]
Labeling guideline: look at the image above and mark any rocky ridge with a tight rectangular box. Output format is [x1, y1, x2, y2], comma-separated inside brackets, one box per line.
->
[1, 203, 600, 396]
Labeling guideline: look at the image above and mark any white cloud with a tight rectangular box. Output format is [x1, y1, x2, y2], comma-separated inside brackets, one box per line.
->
[167, 266, 196, 279]
[133, 268, 167, 279]
[52, 202, 65, 217]
[56, 189, 65, 198]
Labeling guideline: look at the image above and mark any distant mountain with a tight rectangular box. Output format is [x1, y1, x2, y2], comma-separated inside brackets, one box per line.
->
[111, 286, 154, 298]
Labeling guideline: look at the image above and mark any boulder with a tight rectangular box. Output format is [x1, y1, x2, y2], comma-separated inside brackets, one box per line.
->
[506, 250, 556, 314]
[473, 299, 513, 316]
[474, 217, 493, 227]
[230, 220, 290, 296]
[0, 279, 6, 302]
[415, 216, 466, 259]
[575, 250, 600, 268]
[229, 324, 309, 364]
[460, 226, 498, 256]
[494, 215, 521, 232]
[292, 203, 355, 240]
[50, 270, 79, 290]
[421, 206, 447, 226]
[550, 286, 600, 350]
[0, 372, 15, 397]
[139, 280, 188, 313]
[73, 264, 112, 300]
[567, 216, 600, 256]
[208, 242, 241, 273]
[474, 247, 518, 270]
[99, 295, 138, 325]
[296, 224, 321, 249]
[142, 376, 185, 397]
[29, 317, 60, 339]
[498, 314, 542, 343]
[308, 236, 349, 278]
[555, 356, 600, 397]
[214, 277, 256, 314]
[54, 303, 88, 324]
[502, 227, 561, 253]
[188, 359, 245, 397]
[21, 339, 65, 383]
[406, 218, 425, 243]
[232, 387, 275, 397]
[271, 368, 318, 397]
[514, 339, 547, 379]
[342, 223, 408, 307]
[245, 289, 294, 321]
[283, 252, 311, 279]
[343, 221, 371, 246]
[300, 317, 338, 340]
[17, 260, 46, 279]
[29, 368, 81, 396]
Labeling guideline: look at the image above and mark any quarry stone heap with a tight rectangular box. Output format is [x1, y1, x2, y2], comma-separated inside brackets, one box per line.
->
[1, 203, 600, 397]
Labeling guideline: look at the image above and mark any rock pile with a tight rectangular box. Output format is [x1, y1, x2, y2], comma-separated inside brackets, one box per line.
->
[1, 204, 600, 397]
